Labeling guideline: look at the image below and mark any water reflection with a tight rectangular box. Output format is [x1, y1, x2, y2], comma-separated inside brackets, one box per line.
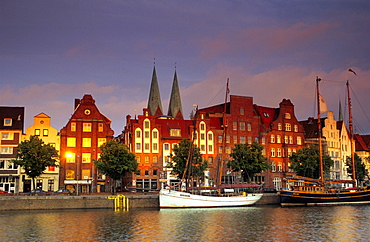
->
[1, 205, 369, 241]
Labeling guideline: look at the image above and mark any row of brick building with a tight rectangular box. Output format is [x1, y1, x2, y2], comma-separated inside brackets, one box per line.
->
[1, 67, 369, 193]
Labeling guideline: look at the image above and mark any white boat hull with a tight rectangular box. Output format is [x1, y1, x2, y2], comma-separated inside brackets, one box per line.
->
[159, 189, 263, 208]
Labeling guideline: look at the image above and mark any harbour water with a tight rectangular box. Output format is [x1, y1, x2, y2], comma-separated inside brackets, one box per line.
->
[1, 205, 369, 241]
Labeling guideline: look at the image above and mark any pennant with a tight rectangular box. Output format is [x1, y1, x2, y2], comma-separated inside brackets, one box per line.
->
[319, 94, 328, 113]
[348, 68, 357, 76]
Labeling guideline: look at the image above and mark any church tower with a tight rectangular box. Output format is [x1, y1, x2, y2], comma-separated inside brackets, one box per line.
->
[167, 70, 184, 120]
[147, 66, 163, 116]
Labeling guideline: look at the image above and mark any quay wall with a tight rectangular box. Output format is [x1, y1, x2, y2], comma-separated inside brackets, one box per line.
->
[0, 193, 278, 211]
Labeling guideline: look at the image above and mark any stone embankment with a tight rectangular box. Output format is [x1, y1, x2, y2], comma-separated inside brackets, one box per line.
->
[0, 193, 279, 211]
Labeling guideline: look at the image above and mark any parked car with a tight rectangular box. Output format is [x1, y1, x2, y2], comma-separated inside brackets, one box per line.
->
[54, 189, 70, 193]
[0, 190, 9, 194]
[28, 189, 46, 193]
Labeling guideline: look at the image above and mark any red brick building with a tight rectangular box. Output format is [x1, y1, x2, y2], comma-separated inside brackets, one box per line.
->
[59, 94, 114, 193]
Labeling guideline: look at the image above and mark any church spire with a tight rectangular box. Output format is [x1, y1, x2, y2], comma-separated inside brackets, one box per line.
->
[147, 66, 163, 116]
[167, 70, 183, 120]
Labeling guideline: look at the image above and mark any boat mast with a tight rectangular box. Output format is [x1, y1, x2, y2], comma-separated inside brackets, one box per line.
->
[217, 79, 229, 192]
[347, 80, 356, 186]
[316, 77, 325, 185]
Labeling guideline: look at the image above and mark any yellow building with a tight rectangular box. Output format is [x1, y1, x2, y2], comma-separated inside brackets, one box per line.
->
[22, 113, 60, 192]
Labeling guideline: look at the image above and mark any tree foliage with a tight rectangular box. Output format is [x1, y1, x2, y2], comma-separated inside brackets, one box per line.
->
[168, 139, 207, 181]
[227, 142, 270, 183]
[12, 135, 59, 191]
[94, 140, 137, 193]
[289, 145, 333, 179]
[346, 153, 369, 185]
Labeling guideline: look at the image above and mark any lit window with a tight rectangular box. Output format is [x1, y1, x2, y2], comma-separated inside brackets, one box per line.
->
[271, 162, 276, 172]
[0, 147, 13, 154]
[83, 123, 92, 132]
[277, 135, 281, 143]
[43, 129, 49, 136]
[289, 136, 293, 144]
[271, 148, 275, 157]
[297, 136, 302, 145]
[271, 135, 275, 143]
[66, 153, 75, 163]
[288, 148, 292, 156]
[278, 123, 282, 130]
[285, 123, 291, 131]
[66, 170, 75, 179]
[67, 137, 76, 147]
[153, 156, 158, 163]
[1, 132, 13, 140]
[170, 129, 181, 136]
[285, 113, 291, 119]
[248, 136, 252, 144]
[98, 123, 103, 132]
[4, 118, 12, 126]
[247, 123, 251, 131]
[294, 125, 298, 132]
[98, 138, 106, 147]
[277, 148, 281, 157]
[136, 156, 141, 163]
[35, 129, 40, 136]
[240, 122, 246, 131]
[284, 135, 288, 144]
[145, 156, 149, 163]
[261, 137, 266, 145]
[82, 138, 91, 147]
[278, 162, 282, 172]
[82, 169, 90, 179]
[71, 122, 76, 132]
[240, 136, 246, 144]
[218, 135, 223, 143]
[82, 153, 91, 163]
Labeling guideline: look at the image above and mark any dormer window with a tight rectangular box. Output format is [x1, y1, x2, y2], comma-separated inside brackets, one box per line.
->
[4, 118, 12, 126]
[170, 129, 181, 137]
[263, 113, 269, 117]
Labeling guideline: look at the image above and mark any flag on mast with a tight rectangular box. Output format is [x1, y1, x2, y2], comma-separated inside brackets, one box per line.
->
[348, 68, 357, 76]
[319, 94, 328, 113]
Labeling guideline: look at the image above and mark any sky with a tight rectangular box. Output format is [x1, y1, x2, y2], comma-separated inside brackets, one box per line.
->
[1, 0, 370, 135]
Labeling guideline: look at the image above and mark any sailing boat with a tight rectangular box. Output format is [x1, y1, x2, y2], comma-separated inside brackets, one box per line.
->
[280, 77, 370, 206]
[159, 79, 263, 208]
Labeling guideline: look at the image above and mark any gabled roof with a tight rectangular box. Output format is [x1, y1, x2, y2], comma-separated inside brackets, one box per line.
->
[254, 105, 278, 130]
[299, 117, 326, 138]
[354, 134, 369, 151]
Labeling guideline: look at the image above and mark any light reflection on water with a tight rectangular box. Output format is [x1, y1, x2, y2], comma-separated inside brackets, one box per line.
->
[1, 205, 369, 241]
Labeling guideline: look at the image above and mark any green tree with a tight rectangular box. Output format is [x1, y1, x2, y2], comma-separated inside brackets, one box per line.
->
[227, 142, 270, 183]
[12, 135, 59, 192]
[289, 145, 333, 179]
[94, 140, 137, 194]
[346, 153, 369, 185]
[168, 139, 207, 184]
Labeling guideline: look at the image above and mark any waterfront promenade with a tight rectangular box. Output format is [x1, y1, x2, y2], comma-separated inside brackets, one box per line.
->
[0, 193, 279, 211]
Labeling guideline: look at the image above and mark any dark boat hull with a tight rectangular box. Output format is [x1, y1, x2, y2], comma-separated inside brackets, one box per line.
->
[280, 189, 370, 206]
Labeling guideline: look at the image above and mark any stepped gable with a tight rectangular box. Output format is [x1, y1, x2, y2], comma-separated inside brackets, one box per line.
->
[167, 70, 183, 120]
[147, 66, 163, 117]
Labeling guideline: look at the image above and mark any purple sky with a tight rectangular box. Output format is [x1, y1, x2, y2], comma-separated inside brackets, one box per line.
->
[1, 1, 370, 135]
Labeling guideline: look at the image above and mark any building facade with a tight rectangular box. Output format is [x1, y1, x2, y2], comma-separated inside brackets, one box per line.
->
[0, 107, 24, 193]
[59, 94, 114, 193]
[22, 113, 60, 192]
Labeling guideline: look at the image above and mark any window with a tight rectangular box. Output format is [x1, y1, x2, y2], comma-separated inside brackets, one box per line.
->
[288, 148, 292, 156]
[66, 153, 75, 163]
[294, 125, 298, 132]
[43, 129, 49, 136]
[233, 135, 237, 144]
[261, 137, 266, 145]
[200, 123, 205, 131]
[153, 131, 158, 139]
[48, 180, 54, 191]
[67, 138, 76, 147]
[83, 123, 92, 132]
[226, 135, 230, 143]
[278, 123, 282, 130]
[164, 144, 170, 150]
[145, 131, 150, 138]
[208, 145, 213, 152]
[284, 135, 288, 144]
[289, 136, 293, 144]
[271, 148, 275, 157]
[98, 138, 106, 147]
[240, 136, 246, 144]
[285, 123, 291, 131]
[66, 170, 75, 179]
[208, 157, 213, 164]
[4, 118, 12, 126]
[277, 135, 281, 143]
[271, 162, 276, 172]
[218, 135, 223, 143]
[285, 113, 291, 119]
[201, 133, 205, 140]
[153, 156, 158, 163]
[263, 113, 269, 117]
[144, 121, 150, 129]
[248, 136, 252, 144]
[98, 123, 103, 132]
[71, 122, 76, 132]
[271, 135, 275, 143]
[153, 143, 158, 151]
[1, 132, 13, 140]
[82, 138, 91, 147]
[136, 143, 141, 150]
[240, 122, 246, 131]
[208, 133, 213, 141]
[277, 148, 281, 157]
[233, 122, 237, 130]
[0, 160, 5, 169]
[144, 156, 149, 163]
[201, 145, 205, 152]
[82, 169, 90, 179]
[136, 156, 141, 163]
[136, 131, 141, 138]
[144, 143, 150, 150]
[170, 129, 181, 136]
[240, 108, 244, 115]
[82, 153, 91, 163]
[297, 136, 302, 145]
[247, 123, 251, 131]
[35, 129, 40, 136]
[278, 162, 282, 172]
